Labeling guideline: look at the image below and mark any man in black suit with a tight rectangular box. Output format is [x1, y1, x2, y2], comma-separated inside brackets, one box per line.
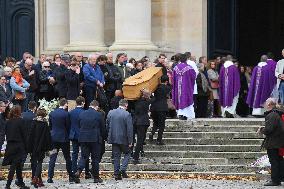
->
[0, 101, 6, 180]
[149, 75, 171, 145]
[75, 100, 106, 183]
[53, 54, 70, 98]
[0, 75, 12, 104]
[155, 54, 168, 76]
[47, 98, 79, 184]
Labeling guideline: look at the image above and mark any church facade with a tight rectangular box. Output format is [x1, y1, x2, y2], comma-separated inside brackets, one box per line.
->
[1, 0, 284, 64]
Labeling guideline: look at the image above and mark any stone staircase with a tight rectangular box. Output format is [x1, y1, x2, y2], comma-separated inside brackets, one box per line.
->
[24, 118, 266, 176]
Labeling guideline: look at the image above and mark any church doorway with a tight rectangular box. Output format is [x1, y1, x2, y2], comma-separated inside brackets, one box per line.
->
[208, 0, 284, 65]
[0, 0, 35, 61]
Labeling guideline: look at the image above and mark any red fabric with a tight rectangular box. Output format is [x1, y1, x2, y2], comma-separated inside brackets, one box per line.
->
[279, 148, 284, 156]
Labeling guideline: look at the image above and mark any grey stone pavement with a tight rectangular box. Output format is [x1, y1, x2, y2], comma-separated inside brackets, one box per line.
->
[0, 179, 280, 189]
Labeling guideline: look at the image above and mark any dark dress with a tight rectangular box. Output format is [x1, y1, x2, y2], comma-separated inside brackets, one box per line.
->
[236, 73, 249, 117]
[28, 119, 52, 160]
[3, 118, 28, 166]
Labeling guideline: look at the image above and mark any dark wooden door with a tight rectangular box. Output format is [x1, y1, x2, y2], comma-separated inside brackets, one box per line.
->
[207, 0, 238, 59]
[0, 0, 35, 60]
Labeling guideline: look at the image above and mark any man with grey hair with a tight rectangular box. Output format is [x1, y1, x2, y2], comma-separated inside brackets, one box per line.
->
[247, 55, 275, 116]
[258, 97, 284, 186]
[106, 99, 133, 180]
[275, 49, 284, 104]
[83, 53, 105, 107]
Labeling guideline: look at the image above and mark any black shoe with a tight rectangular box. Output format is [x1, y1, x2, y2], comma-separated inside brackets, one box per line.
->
[114, 174, 122, 181]
[69, 176, 80, 184]
[85, 172, 92, 179]
[19, 186, 30, 189]
[179, 116, 187, 120]
[225, 111, 234, 118]
[133, 159, 140, 165]
[264, 182, 281, 186]
[94, 177, 103, 183]
[143, 142, 146, 145]
[121, 171, 129, 178]
[149, 134, 153, 142]
[15, 180, 25, 187]
[140, 151, 145, 157]
[156, 141, 165, 145]
[47, 178, 53, 183]
[4, 186, 11, 189]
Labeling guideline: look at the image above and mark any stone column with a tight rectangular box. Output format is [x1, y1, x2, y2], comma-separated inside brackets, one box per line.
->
[109, 0, 157, 53]
[63, 0, 107, 52]
[45, 0, 69, 53]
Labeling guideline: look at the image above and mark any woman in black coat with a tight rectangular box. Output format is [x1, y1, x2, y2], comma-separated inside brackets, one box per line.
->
[133, 90, 152, 164]
[28, 108, 52, 188]
[3, 105, 29, 189]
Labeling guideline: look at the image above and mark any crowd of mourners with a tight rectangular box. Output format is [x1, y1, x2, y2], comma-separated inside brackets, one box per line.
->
[0, 49, 284, 188]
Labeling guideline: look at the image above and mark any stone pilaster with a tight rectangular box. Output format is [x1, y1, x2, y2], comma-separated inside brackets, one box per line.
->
[63, 0, 107, 52]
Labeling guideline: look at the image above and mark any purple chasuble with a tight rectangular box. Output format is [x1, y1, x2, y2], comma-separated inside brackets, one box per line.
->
[266, 59, 277, 87]
[218, 64, 240, 107]
[172, 62, 196, 110]
[246, 63, 275, 108]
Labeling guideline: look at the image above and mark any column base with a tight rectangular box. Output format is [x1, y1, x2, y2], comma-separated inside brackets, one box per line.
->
[109, 41, 158, 51]
[63, 42, 108, 52]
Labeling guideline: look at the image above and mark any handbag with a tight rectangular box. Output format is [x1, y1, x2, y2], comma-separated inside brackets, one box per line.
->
[210, 80, 219, 89]
[167, 98, 176, 110]
[14, 91, 24, 100]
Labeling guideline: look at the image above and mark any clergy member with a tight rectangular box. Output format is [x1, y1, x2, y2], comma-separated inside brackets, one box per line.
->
[172, 53, 196, 120]
[246, 55, 275, 116]
[219, 55, 240, 118]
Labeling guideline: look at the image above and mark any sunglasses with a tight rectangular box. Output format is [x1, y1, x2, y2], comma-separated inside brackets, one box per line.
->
[44, 66, 50, 68]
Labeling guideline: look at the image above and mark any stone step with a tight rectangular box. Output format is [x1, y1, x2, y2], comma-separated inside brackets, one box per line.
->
[163, 125, 260, 132]
[144, 138, 263, 145]
[49, 150, 265, 159]
[104, 144, 262, 152]
[161, 118, 264, 126]
[147, 132, 262, 139]
[23, 163, 260, 173]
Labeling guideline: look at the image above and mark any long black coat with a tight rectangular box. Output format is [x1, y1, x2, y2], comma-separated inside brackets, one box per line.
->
[261, 109, 284, 149]
[65, 69, 80, 100]
[53, 65, 68, 98]
[28, 119, 52, 160]
[150, 84, 171, 112]
[0, 84, 13, 103]
[2, 118, 29, 166]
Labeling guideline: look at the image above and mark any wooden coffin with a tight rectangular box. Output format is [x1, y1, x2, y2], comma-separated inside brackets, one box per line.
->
[122, 67, 163, 100]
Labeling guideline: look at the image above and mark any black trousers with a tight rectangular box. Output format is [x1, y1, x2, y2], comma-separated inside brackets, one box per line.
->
[267, 149, 284, 183]
[6, 162, 23, 187]
[133, 125, 149, 160]
[151, 111, 167, 142]
[196, 96, 208, 118]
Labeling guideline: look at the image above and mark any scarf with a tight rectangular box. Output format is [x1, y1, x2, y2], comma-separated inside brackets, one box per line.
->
[12, 72, 23, 86]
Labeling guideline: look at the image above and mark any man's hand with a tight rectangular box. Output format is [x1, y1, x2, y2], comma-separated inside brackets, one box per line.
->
[129, 144, 133, 148]
[29, 70, 35, 76]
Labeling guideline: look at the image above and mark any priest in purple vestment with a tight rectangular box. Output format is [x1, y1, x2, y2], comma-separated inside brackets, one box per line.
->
[247, 55, 275, 115]
[172, 54, 196, 120]
[219, 55, 240, 118]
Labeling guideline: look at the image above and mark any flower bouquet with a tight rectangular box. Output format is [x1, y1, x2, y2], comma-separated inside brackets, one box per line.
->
[38, 98, 59, 117]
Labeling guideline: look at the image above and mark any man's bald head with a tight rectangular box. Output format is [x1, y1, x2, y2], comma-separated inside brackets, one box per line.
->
[260, 55, 268, 62]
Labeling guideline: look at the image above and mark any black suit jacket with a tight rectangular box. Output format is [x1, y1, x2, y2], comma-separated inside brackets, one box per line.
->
[54, 65, 68, 98]
[150, 84, 171, 112]
[0, 84, 13, 103]
[134, 98, 152, 126]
